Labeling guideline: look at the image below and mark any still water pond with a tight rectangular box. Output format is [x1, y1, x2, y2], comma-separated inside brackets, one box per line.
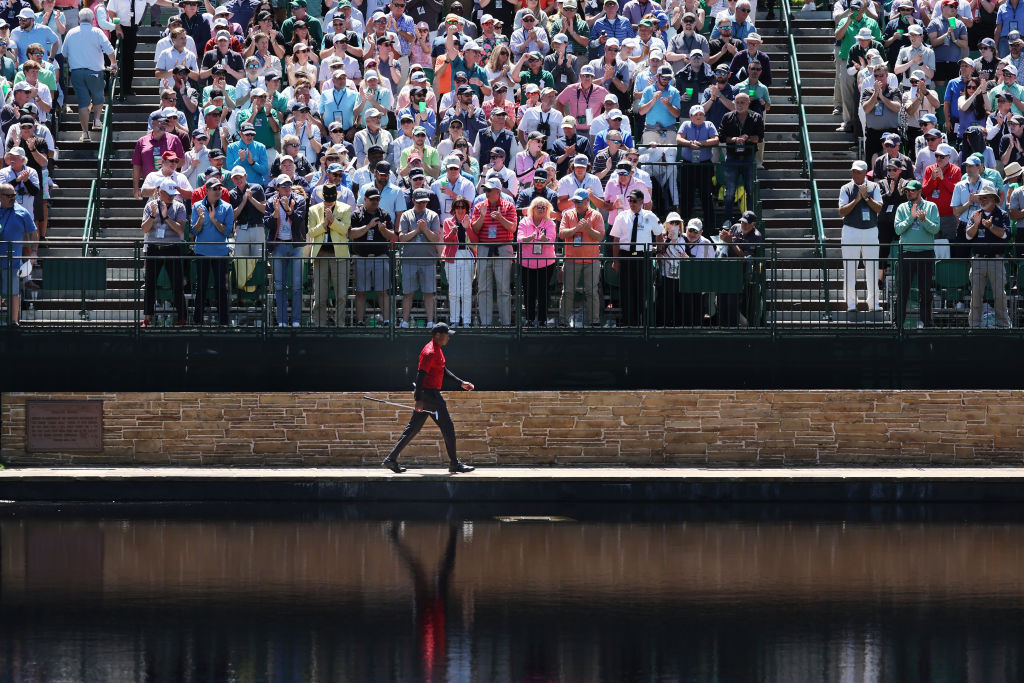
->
[1, 505, 1023, 682]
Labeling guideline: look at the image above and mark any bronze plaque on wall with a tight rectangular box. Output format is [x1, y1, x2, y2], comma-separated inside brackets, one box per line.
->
[25, 400, 104, 452]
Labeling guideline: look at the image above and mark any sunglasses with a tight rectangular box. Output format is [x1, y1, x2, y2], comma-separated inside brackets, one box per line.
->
[523, 16, 536, 21]
[607, 47, 619, 52]
[686, 227, 700, 233]
[0, 192, 16, 197]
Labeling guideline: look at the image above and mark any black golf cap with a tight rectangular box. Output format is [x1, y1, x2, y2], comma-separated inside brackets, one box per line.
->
[431, 322, 453, 335]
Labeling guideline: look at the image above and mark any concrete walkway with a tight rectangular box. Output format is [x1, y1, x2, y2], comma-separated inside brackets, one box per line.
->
[2, 466, 1024, 502]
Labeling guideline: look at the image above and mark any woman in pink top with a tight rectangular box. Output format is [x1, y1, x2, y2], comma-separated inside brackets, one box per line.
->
[517, 197, 557, 326]
[442, 197, 476, 327]
[87, 0, 116, 39]
[514, 132, 550, 187]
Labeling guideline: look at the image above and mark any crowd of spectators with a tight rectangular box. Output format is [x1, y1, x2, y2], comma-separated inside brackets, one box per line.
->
[834, 0, 1024, 327]
[101, 0, 775, 327]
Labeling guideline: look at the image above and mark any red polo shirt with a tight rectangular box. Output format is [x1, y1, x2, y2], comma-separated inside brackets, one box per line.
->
[418, 339, 445, 389]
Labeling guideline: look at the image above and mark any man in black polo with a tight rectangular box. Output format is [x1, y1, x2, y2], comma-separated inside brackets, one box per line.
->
[966, 186, 1011, 328]
[718, 91, 763, 229]
[228, 165, 267, 295]
[348, 186, 395, 325]
[515, 168, 559, 218]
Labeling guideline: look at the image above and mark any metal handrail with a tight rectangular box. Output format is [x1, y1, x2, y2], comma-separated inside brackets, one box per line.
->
[780, 0, 832, 318]
[81, 56, 119, 257]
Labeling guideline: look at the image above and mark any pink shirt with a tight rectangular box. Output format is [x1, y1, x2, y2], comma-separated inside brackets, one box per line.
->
[604, 177, 651, 227]
[131, 132, 186, 180]
[555, 83, 610, 132]
[515, 150, 550, 186]
[517, 216, 557, 268]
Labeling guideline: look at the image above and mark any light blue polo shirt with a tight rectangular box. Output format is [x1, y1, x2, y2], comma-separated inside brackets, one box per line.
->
[639, 84, 681, 129]
[60, 23, 114, 71]
[357, 181, 407, 224]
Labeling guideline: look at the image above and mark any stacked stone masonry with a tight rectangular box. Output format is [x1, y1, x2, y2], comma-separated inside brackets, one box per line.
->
[2, 391, 1024, 466]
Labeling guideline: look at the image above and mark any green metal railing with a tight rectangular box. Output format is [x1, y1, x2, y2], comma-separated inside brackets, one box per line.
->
[81, 55, 119, 257]
[780, 0, 832, 318]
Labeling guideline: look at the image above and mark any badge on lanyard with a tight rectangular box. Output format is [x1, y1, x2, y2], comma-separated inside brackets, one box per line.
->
[932, 189, 941, 198]
[488, 226, 497, 239]
[861, 208, 871, 222]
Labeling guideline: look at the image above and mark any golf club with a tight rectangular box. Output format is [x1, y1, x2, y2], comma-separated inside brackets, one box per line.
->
[363, 396, 439, 420]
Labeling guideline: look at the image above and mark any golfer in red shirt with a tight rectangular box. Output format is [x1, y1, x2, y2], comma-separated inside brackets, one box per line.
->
[383, 322, 477, 473]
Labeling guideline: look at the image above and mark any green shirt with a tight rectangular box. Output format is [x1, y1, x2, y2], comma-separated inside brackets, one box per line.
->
[894, 199, 940, 251]
[519, 68, 555, 90]
[981, 167, 1005, 195]
[400, 144, 441, 171]
[989, 83, 1024, 115]
[235, 107, 280, 150]
[549, 15, 591, 56]
[281, 15, 324, 52]
[451, 57, 490, 99]
[837, 15, 881, 61]
[734, 79, 770, 106]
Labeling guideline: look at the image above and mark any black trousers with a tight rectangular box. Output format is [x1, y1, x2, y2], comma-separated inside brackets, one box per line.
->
[144, 243, 186, 318]
[388, 389, 457, 464]
[193, 257, 229, 325]
[656, 275, 681, 327]
[681, 162, 715, 229]
[878, 214, 896, 264]
[899, 249, 934, 327]
[618, 253, 645, 326]
[521, 263, 553, 324]
[119, 25, 138, 94]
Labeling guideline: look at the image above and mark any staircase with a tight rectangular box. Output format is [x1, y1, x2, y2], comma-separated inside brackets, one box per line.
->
[792, 10, 854, 245]
[18, 58, 118, 323]
[81, 25, 165, 325]
[778, 8, 891, 322]
[757, 13, 820, 254]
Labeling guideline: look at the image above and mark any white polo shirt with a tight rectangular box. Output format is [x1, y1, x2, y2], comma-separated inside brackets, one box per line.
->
[610, 208, 664, 251]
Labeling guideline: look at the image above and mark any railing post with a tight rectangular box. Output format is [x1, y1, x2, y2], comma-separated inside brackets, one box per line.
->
[771, 245, 778, 340]
[388, 246, 396, 340]
[643, 250, 651, 339]
[515, 243, 522, 339]
[896, 243, 905, 340]
[262, 243, 269, 338]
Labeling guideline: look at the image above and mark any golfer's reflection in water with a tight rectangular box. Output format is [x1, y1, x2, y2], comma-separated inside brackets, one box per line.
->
[389, 523, 460, 682]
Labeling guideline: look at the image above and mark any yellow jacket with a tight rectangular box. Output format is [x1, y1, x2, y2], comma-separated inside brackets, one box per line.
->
[307, 201, 352, 258]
